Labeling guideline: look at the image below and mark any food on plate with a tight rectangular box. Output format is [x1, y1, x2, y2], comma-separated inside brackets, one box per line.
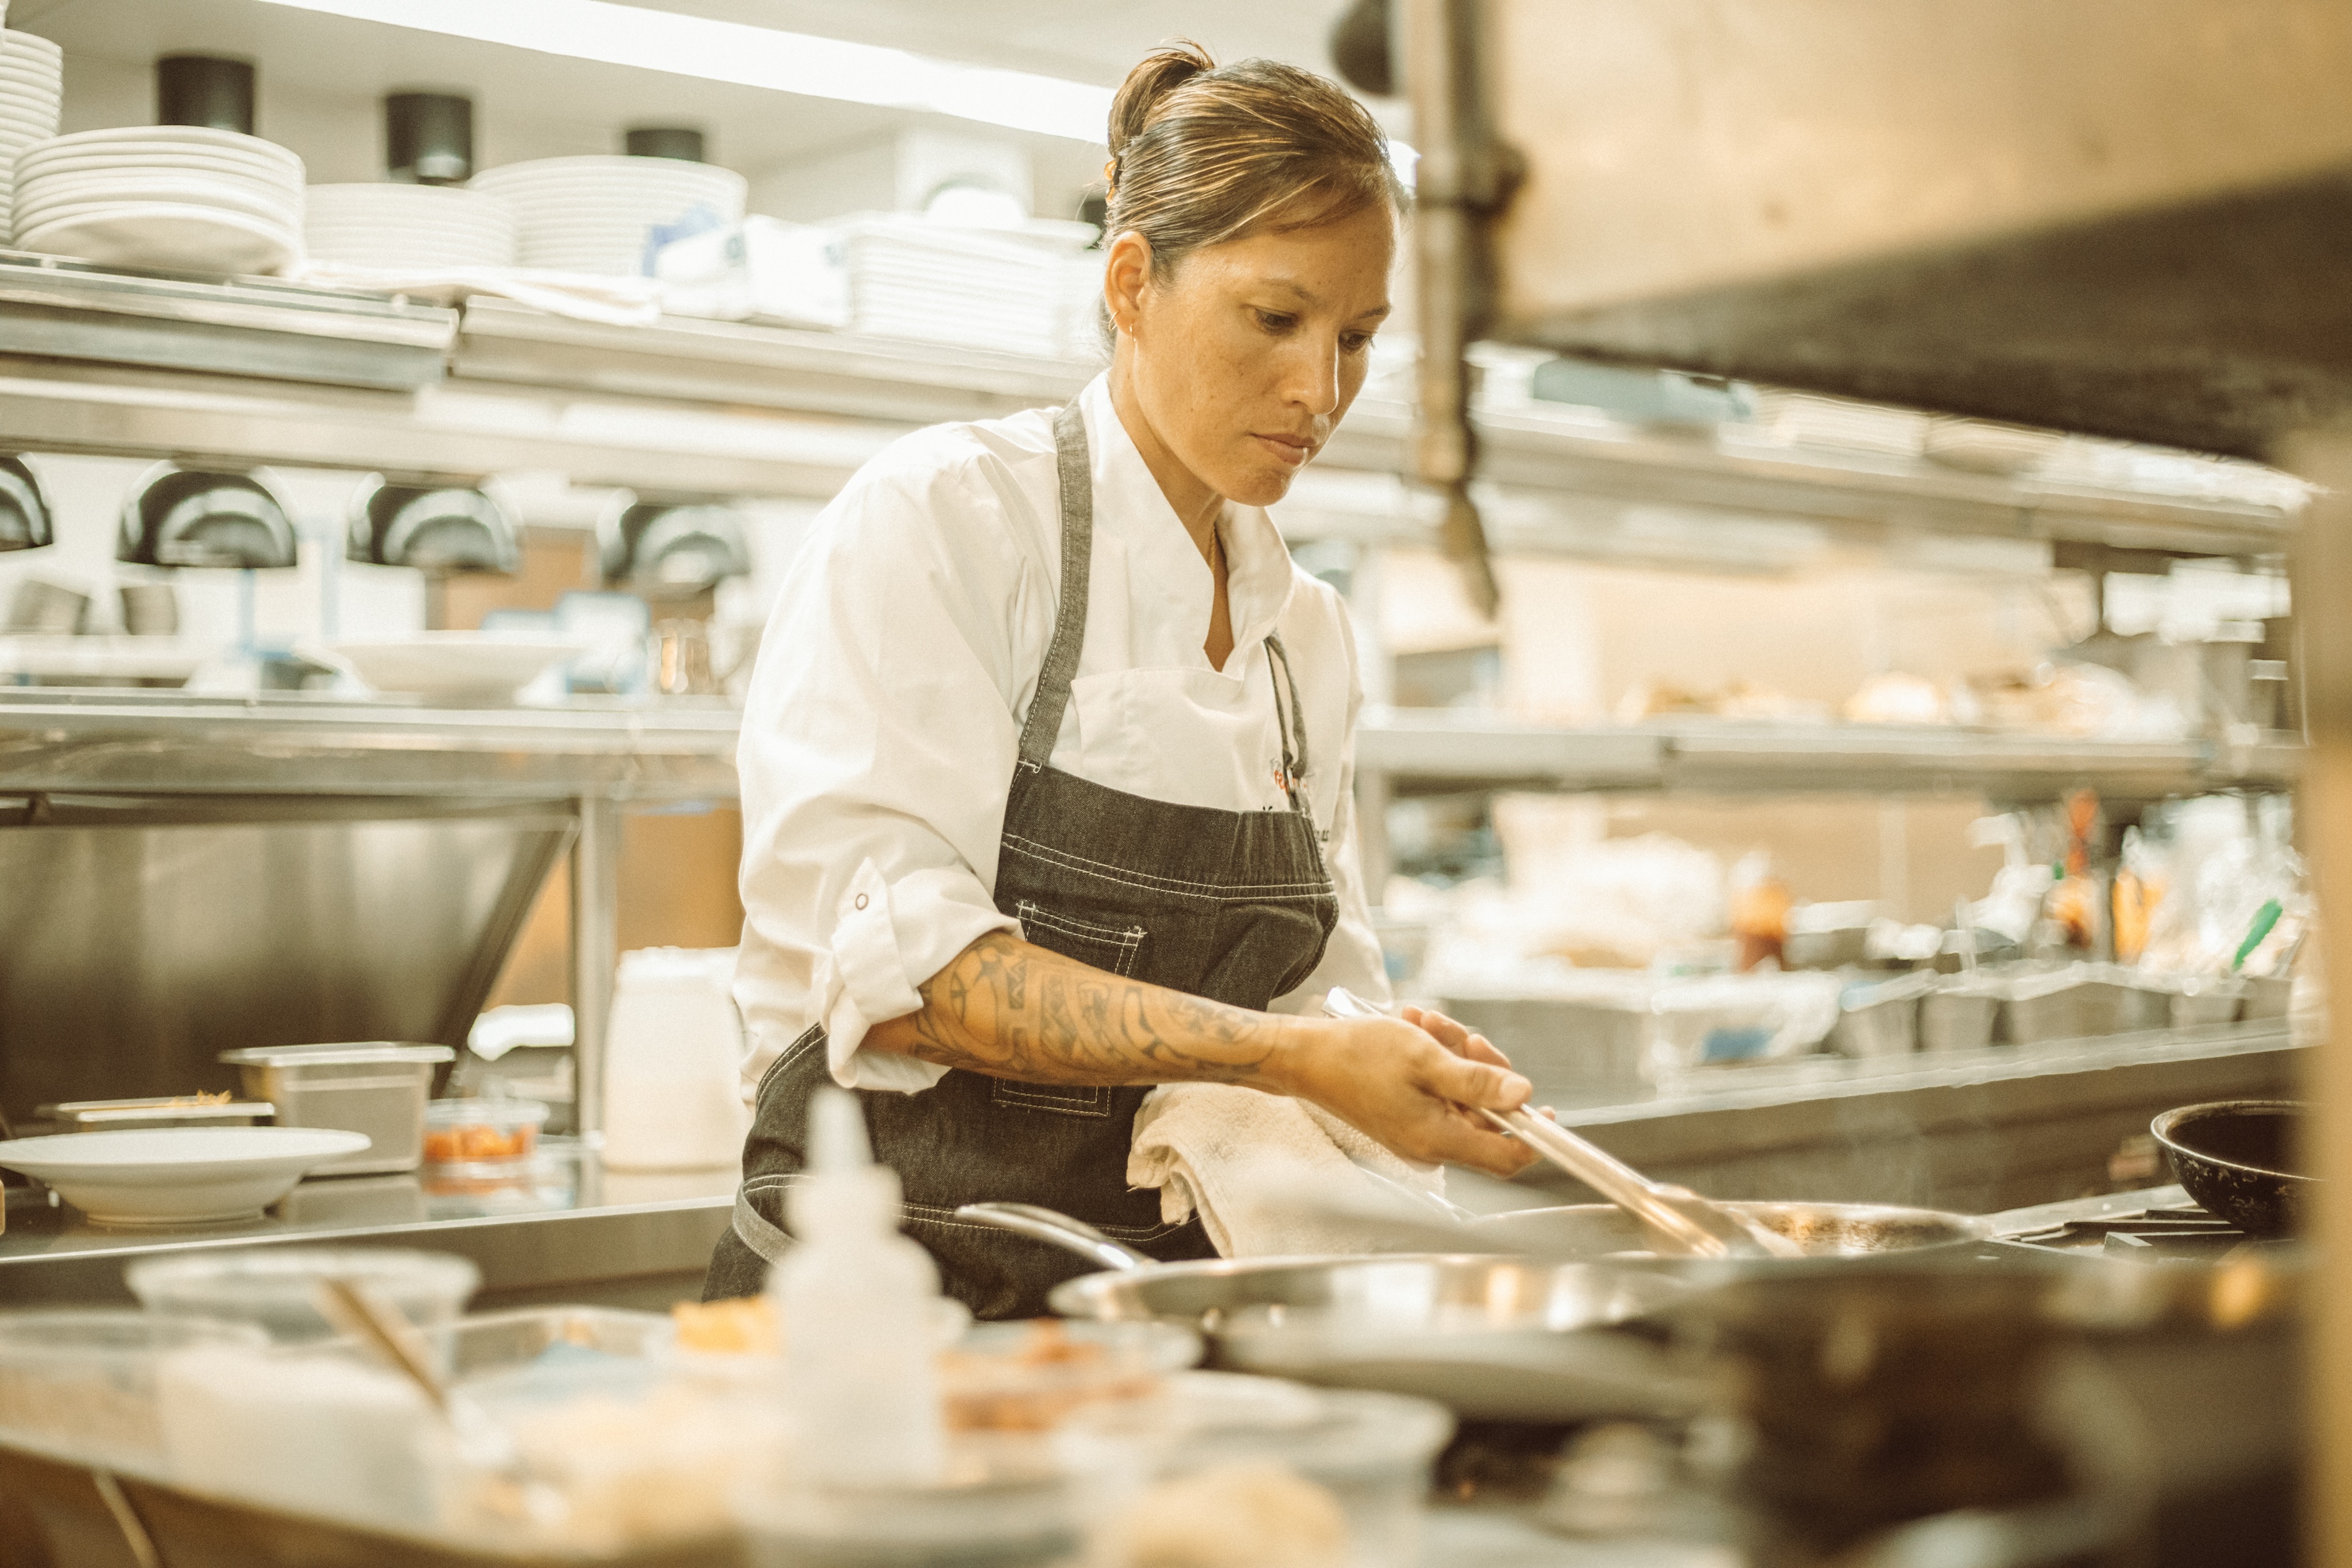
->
[1616, 679, 1827, 723]
[1115, 1462, 1349, 1568]
[939, 1318, 1166, 1432]
[1842, 671, 1952, 725]
[454, 1383, 780, 1552]
[671, 1295, 780, 1357]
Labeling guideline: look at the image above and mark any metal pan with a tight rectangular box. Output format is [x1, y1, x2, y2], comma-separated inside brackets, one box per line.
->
[957, 1201, 1705, 1422]
[2150, 1099, 2311, 1237]
[1465, 1199, 1993, 1258]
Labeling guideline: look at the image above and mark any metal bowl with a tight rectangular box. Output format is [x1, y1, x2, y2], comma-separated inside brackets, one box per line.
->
[2151, 1099, 2311, 1238]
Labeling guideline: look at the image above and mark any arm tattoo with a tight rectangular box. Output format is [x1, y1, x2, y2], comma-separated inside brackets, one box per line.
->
[865, 932, 1293, 1089]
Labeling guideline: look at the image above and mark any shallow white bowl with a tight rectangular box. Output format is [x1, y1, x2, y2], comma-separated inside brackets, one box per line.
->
[0, 1128, 374, 1224]
[323, 633, 586, 700]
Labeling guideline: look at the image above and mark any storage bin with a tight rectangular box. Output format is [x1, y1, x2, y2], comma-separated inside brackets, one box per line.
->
[1432, 989, 1650, 1089]
[1918, 985, 1999, 1053]
[1828, 972, 1935, 1058]
[220, 1042, 454, 1175]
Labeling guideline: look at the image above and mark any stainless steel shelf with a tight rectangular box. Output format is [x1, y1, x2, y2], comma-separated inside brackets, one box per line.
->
[1357, 713, 2301, 799]
[0, 266, 2300, 559]
[0, 251, 452, 391]
[0, 692, 741, 801]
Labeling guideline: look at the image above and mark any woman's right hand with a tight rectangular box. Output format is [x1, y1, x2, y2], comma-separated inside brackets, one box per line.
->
[1277, 1015, 1541, 1178]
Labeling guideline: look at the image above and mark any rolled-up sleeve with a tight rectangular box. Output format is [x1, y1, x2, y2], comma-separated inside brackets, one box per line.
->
[733, 438, 1046, 1094]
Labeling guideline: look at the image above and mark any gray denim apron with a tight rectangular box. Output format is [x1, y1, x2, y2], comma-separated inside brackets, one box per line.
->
[703, 399, 1341, 1319]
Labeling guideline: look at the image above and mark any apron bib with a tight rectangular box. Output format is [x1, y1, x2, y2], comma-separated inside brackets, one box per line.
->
[704, 400, 1340, 1319]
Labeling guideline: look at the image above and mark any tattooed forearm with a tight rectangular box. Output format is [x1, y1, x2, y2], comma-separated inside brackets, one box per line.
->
[862, 932, 1300, 1090]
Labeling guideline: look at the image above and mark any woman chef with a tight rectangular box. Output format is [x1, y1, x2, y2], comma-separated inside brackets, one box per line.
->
[705, 44, 1539, 1318]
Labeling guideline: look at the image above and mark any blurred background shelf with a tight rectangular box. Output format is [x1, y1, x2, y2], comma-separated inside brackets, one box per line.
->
[0, 277, 2303, 564]
[1356, 714, 2301, 800]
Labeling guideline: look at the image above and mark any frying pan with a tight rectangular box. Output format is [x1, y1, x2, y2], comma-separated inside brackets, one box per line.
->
[2150, 1099, 2311, 1238]
[957, 1201, 1704, 1421]
[1465, 1199, 1992, 1257]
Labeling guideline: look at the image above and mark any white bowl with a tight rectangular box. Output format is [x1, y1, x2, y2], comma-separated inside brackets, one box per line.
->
[323, 633, 586, 701]
[0, 1127, 374, 1224]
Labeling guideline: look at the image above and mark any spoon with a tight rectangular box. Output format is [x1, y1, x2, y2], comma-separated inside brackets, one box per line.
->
[1322, 988, 1804, 1261]
[311, 1278, 567, 1529]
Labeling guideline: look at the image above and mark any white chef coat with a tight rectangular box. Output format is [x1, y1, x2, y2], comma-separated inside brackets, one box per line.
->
[733, 373, 1391, 1095]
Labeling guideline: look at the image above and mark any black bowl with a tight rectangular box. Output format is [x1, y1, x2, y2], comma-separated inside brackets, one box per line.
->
[2150, 1099, 2311, 1238]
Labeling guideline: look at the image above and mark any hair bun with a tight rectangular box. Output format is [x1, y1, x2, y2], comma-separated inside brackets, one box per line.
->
[1108, 41, 1216, 156]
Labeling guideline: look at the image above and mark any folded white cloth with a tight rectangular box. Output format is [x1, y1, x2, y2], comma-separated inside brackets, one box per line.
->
[291, 261, 664, 326]
[1127, 1083, 1446, 1258]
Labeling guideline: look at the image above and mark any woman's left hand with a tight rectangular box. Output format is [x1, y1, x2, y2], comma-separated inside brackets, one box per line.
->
[1399, 1005, 1512, 1071]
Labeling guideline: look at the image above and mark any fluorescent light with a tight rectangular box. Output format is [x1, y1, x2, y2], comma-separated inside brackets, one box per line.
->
[253, 0, 1117, 143]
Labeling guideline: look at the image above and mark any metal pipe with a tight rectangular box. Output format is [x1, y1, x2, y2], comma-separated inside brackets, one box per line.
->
[569, 795, 624, 1146]
[2270, 425, 2351, 1568]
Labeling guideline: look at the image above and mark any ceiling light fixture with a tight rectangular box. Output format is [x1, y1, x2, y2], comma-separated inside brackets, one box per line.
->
[252, 0, 1117, 143]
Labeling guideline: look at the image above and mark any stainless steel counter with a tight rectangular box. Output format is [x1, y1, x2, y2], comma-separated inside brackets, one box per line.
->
[1512, 1019, 2301, 1215]
[0, 1142, 734, 1310]
[0, 692, 743, 1140]
[0, 690, 740, 802]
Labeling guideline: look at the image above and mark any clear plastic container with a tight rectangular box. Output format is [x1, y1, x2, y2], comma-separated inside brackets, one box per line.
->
[938, 1319, 1200, 1434]
[126, 1245, 479, 1349]
[423, 1094, 550, 1172]
[0, 1308, 266, 1469]
[1072, 1375, 1454, 1568]
[737, 1431, 1131, 1568]
[453, 1338, 790, 1555]
[219, 1042, 454, 1175]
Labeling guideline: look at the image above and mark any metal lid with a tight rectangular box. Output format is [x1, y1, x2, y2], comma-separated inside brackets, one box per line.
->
[219, 1041, 456, 1067]
[36, 1096, 276, 1125]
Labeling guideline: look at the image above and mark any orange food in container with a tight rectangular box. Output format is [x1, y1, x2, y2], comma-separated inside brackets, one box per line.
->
[423, 1095, 549, 1170]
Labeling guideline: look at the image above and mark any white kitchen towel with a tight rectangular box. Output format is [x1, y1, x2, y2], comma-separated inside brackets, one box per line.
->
[1127, 1083, 1447, 1258]
[291, 261, 663, 326]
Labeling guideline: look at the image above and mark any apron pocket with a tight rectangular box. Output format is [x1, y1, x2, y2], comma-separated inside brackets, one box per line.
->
[1013, 900, 1146, 975]
[992, 900, 1147, 1118]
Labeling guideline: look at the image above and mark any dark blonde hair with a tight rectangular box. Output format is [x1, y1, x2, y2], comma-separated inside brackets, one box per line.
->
[1103, 42, 1402, 297]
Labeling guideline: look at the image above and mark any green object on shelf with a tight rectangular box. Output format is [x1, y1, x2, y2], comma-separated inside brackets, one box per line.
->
[2233, 898, 2284, 972]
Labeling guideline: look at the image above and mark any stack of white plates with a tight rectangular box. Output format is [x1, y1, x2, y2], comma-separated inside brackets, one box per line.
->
[839, 215, 1093, 358]
[11, 126, 304, 275]
[473, 154, 744, 276]
[0, 30, 64, 235]
[304, 181, 517, 269]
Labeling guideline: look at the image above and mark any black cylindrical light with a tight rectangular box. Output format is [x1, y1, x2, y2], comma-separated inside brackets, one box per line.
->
[157, 55, 256, 136]
[624, 126, 705, 163]
[386, 92, 474, 185]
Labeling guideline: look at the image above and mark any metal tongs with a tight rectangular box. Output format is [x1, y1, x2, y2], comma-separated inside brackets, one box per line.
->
[1323, 988, 1804, 1261]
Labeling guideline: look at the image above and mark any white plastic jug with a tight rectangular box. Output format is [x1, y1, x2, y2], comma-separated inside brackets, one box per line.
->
[601, 947, 750, 1171]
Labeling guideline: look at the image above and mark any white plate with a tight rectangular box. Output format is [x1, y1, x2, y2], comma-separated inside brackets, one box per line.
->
[0, 1127, 374, 1224]
[14, 203, 299, 274]
[35, 126, 301, 168]
[18, 171, 300, 211]
[17, 180, 302, 226]
[322, 634, 587, 699]
[19, 150, 292, 180]
[1, 31, 65, 57]
[16, 155, 298, 190]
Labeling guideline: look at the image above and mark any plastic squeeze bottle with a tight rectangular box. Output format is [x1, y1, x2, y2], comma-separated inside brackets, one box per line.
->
[771, 1086, 946, 1485]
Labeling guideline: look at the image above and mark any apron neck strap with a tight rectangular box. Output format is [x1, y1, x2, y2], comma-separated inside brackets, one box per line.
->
[1018, 397, 1094, 769]
[1020, 393, 1313, 810]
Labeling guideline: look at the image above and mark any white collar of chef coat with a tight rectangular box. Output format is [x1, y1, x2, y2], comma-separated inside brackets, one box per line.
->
[1079, 374, 1297, 673]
